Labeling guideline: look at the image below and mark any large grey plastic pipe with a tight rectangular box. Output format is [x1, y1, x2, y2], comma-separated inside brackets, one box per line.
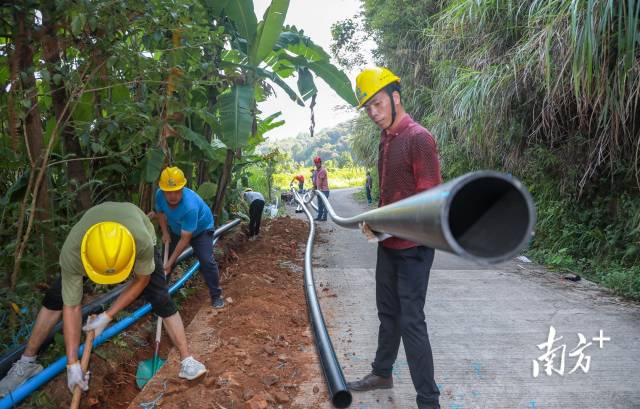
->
[311, 171, 536, 264]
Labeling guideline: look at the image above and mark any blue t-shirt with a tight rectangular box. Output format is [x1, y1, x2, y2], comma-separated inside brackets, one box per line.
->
[155, 187, 214, 236]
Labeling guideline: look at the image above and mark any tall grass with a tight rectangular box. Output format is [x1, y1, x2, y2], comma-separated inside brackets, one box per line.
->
[354, 0, 640, 299]
[426, 0, 640, 191]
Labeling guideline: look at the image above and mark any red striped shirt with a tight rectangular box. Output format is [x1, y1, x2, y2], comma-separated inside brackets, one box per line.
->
[315, 167, 329, 191]
[378, 114, 442, 249]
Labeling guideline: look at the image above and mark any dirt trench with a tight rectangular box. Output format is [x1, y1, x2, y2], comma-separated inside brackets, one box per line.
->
[23, 217, 328, 409]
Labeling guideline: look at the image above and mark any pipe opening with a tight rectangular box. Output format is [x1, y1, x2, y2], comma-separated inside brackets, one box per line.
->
[332, 390, 353, 408]
[448, 177, 532, 260]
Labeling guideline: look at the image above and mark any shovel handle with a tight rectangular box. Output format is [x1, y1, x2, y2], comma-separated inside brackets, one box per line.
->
[152, 242, 169, 350]
[70, 327, 95, 409]
[163, 242, 169, 274]
[154, 315, 163, 343]
[155, 241, 170, 342]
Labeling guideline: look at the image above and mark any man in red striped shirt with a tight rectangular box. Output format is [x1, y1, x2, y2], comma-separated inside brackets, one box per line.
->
[313, 156, 330, 221]
[347, 67, 442, 409]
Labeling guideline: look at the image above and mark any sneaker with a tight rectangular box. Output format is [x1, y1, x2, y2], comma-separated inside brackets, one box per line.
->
[212, 297, 225, 309]
[179, 357, 207, 381]
[0, 360, 43, 396]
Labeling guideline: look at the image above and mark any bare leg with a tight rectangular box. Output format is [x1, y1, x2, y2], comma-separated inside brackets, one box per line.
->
[24, 307, 62, 357]
[161, 313, 190, 360]
[0, 309, 57, 395]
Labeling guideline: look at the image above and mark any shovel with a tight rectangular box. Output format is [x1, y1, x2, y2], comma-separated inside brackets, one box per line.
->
[135, 242, 170, 388]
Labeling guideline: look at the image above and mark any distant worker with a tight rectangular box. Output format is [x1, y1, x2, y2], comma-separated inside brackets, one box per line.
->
[312, 156, 330, 221]
[347, 67, 442, 409]
[155, 166, 224, 309]
[0, 202, 207, 397]
[242, 188, 266, 241]
[290, 174, 305, 193]
[365, 170, 373, 205]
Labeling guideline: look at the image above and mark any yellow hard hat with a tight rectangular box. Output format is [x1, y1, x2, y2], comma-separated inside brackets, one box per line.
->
[158, 166, 187, 191]
[81, 221, 136, 285]
[355, 67, 401, 108]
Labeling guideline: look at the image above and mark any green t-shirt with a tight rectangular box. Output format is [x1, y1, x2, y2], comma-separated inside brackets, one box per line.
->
[59, 202, 156, 306]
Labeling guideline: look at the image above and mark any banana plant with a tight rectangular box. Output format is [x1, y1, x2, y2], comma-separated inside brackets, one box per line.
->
[211, 0, 357, 220]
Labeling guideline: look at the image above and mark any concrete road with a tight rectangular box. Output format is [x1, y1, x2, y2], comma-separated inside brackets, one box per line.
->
[296, 187, 640, 409]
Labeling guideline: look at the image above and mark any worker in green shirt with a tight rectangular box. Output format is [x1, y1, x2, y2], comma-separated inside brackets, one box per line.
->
[0, 202, 207, 397]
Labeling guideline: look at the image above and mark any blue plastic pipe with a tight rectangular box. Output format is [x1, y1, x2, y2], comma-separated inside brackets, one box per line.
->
[0, 219, 241, 377]
[0, 218, 239, 408]
[0, 252, 206, 409]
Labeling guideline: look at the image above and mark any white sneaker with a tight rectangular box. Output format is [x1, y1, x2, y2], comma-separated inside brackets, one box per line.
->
[179, 357, 207, 380]
[0, 360, 43, 396]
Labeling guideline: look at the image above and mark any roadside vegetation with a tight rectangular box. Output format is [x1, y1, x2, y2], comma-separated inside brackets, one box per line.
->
[333, 0, 640, 300]
[0, 0, 357, 356]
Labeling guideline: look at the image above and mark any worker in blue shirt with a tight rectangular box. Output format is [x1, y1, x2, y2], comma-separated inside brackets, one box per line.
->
[155, 166, 224, 309]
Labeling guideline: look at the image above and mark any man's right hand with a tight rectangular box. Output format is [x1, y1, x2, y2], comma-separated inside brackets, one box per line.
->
[162, 232, 171, 245]
[359, 222, 392, 243]
[360, 222, 379, 242]
[66, 362, 89, 393]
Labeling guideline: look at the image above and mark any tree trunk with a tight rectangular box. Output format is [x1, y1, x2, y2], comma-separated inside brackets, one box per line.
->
[7, 40, 19, 152]
[87, 29, 113, 201]
[12, 9, 56, 287]
[138, 179, 154, 214]
[196, 87, 218, 186]
[41, 5, 91, 212]
[212, 149, 236, 225]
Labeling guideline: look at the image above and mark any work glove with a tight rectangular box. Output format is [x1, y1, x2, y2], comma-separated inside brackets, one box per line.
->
[359, 222, 392, 243]
[66, 362, 90, 393]
[82, 312, 112, 338]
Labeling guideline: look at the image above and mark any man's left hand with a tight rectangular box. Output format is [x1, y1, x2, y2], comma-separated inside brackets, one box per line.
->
[82, 312, 112, 338]
[163, 259, 173, 276]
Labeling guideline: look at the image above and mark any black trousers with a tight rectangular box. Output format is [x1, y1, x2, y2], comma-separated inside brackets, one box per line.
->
[372, 244, 440, 409]
[42, 250, 178, 318]
[169, 229, 221, 301]
[249, 199, 265, 236]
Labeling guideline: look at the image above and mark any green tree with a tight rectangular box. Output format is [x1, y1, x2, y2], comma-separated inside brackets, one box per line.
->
[209, 0, 357, 220]
[0, 0, 358, 344]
